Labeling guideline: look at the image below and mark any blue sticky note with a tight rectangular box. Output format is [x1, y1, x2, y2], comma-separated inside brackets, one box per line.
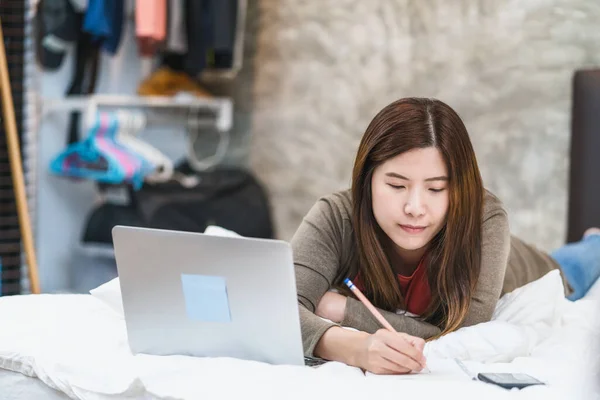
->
[181, 274, 232, 323]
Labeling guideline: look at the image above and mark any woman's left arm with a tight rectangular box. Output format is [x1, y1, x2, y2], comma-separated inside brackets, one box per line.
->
[318, 205, 511, 334]
[317, 292, 442, 338]
[460, 207, 511, 327]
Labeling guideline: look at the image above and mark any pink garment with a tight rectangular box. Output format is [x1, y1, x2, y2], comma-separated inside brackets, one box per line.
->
[136, 0, 167, 56]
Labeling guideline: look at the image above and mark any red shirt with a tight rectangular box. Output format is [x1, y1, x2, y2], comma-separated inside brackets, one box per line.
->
[353, 258, 431, 316]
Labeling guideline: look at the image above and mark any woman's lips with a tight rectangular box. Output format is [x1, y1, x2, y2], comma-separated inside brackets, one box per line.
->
[399, 224, 426, 234]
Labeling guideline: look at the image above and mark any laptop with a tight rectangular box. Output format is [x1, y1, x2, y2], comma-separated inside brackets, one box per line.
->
[111, 225, 305, 366]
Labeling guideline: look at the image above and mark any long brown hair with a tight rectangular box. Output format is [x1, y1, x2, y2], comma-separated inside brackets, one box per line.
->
[351, 97, 484, 336]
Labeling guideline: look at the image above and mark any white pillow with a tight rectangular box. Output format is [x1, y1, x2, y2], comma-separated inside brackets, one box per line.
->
[90, 226, 242, 317]
[425, 270, 566, 362]
[89, 277, 125, 317]
[493, 269, 565, 328]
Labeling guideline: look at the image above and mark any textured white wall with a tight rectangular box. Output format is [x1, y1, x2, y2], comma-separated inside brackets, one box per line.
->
[250, 0, 600, 250]
[248, 0, 600, 251]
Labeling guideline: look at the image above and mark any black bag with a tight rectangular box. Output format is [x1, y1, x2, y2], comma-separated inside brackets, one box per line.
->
[131, 165, 275, 239]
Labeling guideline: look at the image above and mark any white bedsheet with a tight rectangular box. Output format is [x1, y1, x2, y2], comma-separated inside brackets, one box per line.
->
[0, 368, 70, 400]
[0, 270, 598, 400]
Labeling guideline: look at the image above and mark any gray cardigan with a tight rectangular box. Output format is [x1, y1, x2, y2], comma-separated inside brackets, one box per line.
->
[291, 189, 567, 356]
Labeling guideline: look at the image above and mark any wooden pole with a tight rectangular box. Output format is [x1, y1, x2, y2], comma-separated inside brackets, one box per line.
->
[0, 19, 40, 294]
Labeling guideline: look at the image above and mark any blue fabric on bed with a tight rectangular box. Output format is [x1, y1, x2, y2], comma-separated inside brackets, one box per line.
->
[552, 233, 600, 301]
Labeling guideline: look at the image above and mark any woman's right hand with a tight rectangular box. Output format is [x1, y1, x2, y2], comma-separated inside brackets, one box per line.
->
[356, 329, 427, 375]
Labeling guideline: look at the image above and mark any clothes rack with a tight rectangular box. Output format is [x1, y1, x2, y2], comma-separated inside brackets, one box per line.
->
[41, 94, 234, 172]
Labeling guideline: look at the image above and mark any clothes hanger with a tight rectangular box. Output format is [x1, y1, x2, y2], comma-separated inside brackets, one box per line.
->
[114, 110, 176, 184]
[49, 112, 126, 184]
[94, 111, 148, 189]
[120, 109, 200, 188]
[102, 110, 155, 189]
[185, 106, 230, 172]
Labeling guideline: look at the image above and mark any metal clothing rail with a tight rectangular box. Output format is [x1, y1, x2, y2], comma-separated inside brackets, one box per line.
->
[39, 94, 234, 132]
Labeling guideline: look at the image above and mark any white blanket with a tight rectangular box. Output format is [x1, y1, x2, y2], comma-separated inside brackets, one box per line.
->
[0, 270, 598, 400]
[1, 225, 598, 399]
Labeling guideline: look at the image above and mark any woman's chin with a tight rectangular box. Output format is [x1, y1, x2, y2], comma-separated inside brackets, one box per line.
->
[392, 235, 429, 252]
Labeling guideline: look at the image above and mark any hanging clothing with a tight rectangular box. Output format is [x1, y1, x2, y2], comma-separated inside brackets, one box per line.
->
[70, 0, 89, 12]
[212, 0, 237, 69]
[183, 0, 238, 75]
[65, 31, 100, 145]
[166, 0, 187, 54]
[183, 0, 209, 76]
[36, 0, 82, 70]
[135, 0, 167, 57]
[83, 0, 124, 55]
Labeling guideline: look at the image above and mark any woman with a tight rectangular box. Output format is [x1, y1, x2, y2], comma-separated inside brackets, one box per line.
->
[291, 97, 600, 375]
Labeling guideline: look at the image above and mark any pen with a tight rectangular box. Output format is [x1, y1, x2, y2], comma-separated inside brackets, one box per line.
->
[344, 278, 428, 372]
[344, 278, 396, 332]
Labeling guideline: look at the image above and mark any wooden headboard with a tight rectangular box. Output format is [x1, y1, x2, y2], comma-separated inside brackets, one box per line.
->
[567, 69, 600, 243]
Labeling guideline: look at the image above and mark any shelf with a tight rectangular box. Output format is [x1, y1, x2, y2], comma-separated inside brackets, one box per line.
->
[39, 94, 234, 132]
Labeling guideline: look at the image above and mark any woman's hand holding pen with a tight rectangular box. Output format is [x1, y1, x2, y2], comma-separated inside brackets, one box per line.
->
[315, 288, 427, 375]
[357, 330, 426, 375]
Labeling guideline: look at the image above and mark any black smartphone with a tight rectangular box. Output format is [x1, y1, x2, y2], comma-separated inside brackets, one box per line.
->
[477, 372, 545, 389]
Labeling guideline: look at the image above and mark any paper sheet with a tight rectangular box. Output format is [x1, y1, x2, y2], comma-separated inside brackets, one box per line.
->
[365, 358, 477, 381]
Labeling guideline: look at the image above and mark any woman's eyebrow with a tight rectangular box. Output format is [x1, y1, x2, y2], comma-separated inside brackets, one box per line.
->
[385, 172, 408, 180]
[384, 172, 448, 182]
[424, 176, 449, 182]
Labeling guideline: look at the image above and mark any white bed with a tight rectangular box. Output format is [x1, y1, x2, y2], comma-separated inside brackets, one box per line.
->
[0, 368, 70, 400]
[0, 267, 598, 400]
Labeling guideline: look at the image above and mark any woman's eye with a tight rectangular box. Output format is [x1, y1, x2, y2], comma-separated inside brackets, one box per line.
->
[429, 188, 445, 193]
[387, 184, 405, 190]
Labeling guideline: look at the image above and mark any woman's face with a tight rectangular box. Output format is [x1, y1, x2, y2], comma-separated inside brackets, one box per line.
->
[371, 147, 450, 254]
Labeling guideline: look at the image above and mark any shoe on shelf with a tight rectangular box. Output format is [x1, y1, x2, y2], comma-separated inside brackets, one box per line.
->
[137, 67, 213, 98]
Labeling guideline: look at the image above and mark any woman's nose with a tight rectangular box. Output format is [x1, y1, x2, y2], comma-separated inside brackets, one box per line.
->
[404, 191, 425, 217]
